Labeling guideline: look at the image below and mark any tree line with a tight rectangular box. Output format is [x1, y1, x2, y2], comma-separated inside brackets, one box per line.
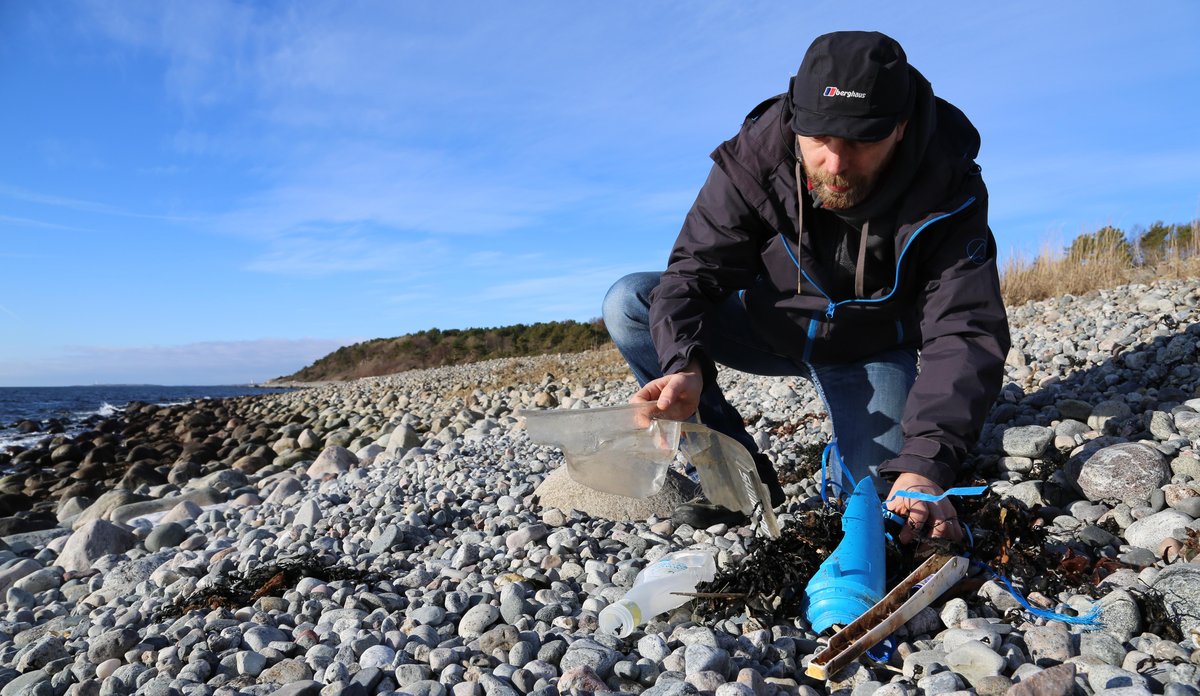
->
[278, 319, 612, 382]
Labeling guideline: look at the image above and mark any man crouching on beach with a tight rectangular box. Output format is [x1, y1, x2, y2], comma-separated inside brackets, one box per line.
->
[602, 31, 1010, 543]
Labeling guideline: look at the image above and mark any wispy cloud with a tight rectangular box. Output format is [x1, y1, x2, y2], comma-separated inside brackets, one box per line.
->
[243, 227, 447, 276]
[216, 144, 573, 241]
[479, 263, 642, 318]
[0, 214, 96, 233]
[0, 337, 355, 387]
[0, 184, 196, 223]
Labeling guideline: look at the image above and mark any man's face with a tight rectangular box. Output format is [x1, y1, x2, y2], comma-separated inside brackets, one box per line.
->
[796, 121, 907, 210]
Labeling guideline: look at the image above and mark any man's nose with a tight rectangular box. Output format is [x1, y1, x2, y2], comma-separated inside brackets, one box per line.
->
[822, 149, 846, 176]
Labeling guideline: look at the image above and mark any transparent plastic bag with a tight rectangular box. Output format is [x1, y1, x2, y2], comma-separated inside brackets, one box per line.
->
[522, 403, 779, 537]
[522, 402, 679, 498]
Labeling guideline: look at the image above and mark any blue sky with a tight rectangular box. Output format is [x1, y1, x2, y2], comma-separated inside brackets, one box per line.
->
[2, 2, 1198, 386]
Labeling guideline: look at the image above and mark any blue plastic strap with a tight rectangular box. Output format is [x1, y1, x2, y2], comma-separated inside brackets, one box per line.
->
[961, 521, 975, 548]
[883, 485, 988, 505]
[974, 561, 1104, 627]
[819, 441, 853, 504]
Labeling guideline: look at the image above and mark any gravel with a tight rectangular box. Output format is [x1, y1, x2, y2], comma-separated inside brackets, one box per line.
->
[2, 278, 1200, 695]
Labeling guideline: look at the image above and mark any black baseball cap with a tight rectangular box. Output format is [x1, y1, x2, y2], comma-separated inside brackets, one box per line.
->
[790, 31, 914, 142]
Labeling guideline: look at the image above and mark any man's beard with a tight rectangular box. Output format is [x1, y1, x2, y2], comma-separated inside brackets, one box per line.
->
[802, 145, 898, 211]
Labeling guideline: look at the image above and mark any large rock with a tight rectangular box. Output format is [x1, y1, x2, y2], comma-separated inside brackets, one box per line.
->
[1123, 509, 1192, 551]
[101, 551, 176, 596]
[185, 468, 249, 492]
[1150, 563, 1200, 634]
[1001, 426, 1054, 458]
[58, 520, 136, 573]
[109, 487, 224, 526]
[533, 466, 699, 521]
[1176, 411, 1200, 440]
[71, 490, 150, 530]
[0, 559, 42, 597]
[1068, 443, 1169, 504]
[1087, 400, 1132, 431]
[1007, 663, 1076, 696]
[118, 460, 168, 489]
[385, 424, 422, 455]
[232, 454, 271, 474]
[264, 476, 304, 505]
[305, 446, 357, 478]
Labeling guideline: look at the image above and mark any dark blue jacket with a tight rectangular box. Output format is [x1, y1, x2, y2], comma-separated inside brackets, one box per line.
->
[649, 74, 1010, 487]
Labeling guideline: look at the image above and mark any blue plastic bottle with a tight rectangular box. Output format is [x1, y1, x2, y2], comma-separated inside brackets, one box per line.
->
[803, 476, 886, 633]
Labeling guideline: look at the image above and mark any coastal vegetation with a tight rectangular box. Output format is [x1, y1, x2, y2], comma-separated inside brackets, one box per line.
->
[282, 220, 1200, 382]
[1001, 220, 1199, 305]
[278, 320, 610, 382]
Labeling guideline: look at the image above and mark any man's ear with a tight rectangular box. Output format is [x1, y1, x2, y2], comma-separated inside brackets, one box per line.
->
[896, 120, 909, 142]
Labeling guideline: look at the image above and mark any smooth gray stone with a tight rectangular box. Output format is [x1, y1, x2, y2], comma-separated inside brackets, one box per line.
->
[1125, 509, 1192, 550]
[405, 681, 448, 696]
[0, 670, 48, 696]
[101, 550, 175, 595]
[560, 640, 620, 678]
[945, 639, 1006, 683]
[57, 520, 136, 573]
[916, 670, 963, 695]
[1150, 563, 1200, 634]
[1002, 426, 1054, 458]
[266, 681, 322, 696]
[457, 603, 500, 639]
[1080, 632, 1128, 666]
[684, 644, 730, 677]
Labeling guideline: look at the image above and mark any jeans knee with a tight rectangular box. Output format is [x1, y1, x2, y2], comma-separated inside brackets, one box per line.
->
[602, 272, 656, 338]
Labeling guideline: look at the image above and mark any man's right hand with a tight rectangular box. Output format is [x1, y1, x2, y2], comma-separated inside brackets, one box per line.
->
[631, 358, 703, 423]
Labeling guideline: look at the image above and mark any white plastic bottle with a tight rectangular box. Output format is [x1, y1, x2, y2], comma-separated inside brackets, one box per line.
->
[598, 549, 716, 637]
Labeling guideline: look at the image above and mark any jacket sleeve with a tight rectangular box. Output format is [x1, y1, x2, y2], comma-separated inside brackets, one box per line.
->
[877, 193, 1011, 489]
[649, 163, 769, 377]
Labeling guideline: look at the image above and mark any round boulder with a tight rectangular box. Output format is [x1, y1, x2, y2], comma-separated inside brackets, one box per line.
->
[1150, 563, 1200, 634]
[1000, 426, 1054, 458]
[1123, 509, 1192, 551]
[533, 466, 699, 522]
[1068, 442, 1169, 504]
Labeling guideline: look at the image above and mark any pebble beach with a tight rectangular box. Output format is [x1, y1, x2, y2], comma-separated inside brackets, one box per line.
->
[2, 279, 1200, 696]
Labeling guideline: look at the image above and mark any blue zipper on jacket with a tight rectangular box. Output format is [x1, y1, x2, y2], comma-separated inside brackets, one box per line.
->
[779, 195, 977, 319]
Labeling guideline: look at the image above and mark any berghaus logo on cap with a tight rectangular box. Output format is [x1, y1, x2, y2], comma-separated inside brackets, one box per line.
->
[823, 86, 867, 99]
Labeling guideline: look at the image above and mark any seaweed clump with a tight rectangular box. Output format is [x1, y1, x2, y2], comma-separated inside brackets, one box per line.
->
[692, 504, 843, 622]
[160, 552, 375, 619]
[956, 489, 1127, 597]
[1137, 588, 1186, 643]
[775, 440, 827, 485]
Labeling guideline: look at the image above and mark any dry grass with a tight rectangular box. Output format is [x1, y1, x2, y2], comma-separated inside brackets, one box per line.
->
[1001, 231, 1200, 306]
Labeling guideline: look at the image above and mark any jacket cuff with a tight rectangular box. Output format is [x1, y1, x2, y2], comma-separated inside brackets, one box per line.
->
[662, 346, 718, 385]
[877, 455, 955, 490]
[877, 437, 960, 490]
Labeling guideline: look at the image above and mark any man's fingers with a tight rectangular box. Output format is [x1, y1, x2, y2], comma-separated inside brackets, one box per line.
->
[656, 380, 678, 410]
[901, 501, 929, 544]
[930, 511, 963, 542]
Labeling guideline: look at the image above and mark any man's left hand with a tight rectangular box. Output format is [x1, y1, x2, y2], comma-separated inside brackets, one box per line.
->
[885, 472, 962, 544]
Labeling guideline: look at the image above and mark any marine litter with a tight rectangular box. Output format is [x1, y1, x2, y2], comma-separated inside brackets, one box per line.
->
[524, 402, 1167, 682]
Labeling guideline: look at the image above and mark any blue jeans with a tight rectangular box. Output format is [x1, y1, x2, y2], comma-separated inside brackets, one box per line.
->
[602, 272, 917, 492]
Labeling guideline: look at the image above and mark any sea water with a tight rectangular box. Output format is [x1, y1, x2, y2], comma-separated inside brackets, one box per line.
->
[0, 385, 294, 450]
